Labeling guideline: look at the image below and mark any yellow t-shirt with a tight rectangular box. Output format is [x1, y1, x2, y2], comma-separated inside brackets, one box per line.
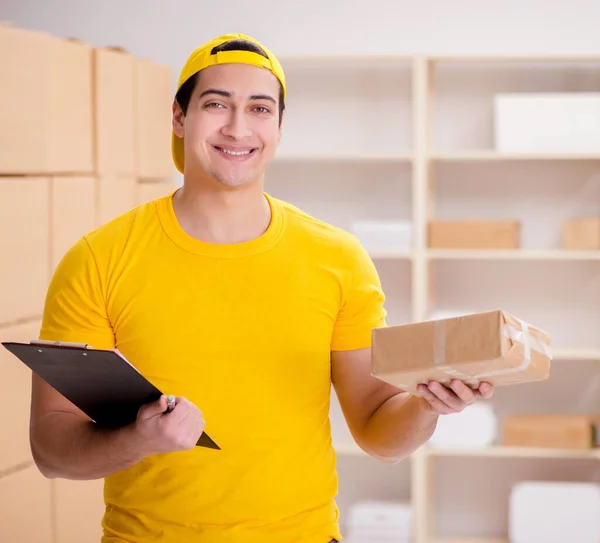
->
[39, 192, 387, 543]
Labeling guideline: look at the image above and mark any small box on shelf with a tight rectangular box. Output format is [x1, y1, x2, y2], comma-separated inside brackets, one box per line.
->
[350, 220, 412, 253]
[494, 92, 600, 155]
[562, 217, 600, 250]
[428, 220, 520, 250]
[503, 414, 600, 450]
[345, 500, 413, 543]
[509, 481, 600, 543]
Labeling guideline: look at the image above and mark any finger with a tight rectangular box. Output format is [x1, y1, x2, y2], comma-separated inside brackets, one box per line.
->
[448, 380, 477, 405]
[139, 395, 169, 419]
[427, 381, 465, 411]
[174, 396, 191, 408]
[417, 384, 455, 415]
[478, 382, 494, 400]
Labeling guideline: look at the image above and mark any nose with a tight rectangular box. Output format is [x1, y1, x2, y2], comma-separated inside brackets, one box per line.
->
[221, 107, 252, 140]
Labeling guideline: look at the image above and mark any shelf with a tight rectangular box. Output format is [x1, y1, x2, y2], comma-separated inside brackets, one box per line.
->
[273, 152, 412, 164]
[554, 348, 600, 361]
[426, 446, 600, 460]
[426, 249, 600, 261]
[431, 151, 600, 162]
[369, 249, 413, 260]
[429, 54, 600, 62]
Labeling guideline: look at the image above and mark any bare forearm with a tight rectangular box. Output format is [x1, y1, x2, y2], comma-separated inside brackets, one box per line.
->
[359, 393, 439, 463]
[31, 412, 149, 480]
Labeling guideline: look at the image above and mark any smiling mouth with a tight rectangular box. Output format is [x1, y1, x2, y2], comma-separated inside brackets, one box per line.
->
[213, 145, 257, 157]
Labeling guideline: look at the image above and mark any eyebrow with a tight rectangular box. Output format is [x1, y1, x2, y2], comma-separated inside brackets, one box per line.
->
[199, 88, 276, 104]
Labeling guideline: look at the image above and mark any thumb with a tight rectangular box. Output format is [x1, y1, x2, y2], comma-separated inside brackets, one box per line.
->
[138, 395, 169, 420]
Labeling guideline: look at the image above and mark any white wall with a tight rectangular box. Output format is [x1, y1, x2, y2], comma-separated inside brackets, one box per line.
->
[3, 0, 600, 70]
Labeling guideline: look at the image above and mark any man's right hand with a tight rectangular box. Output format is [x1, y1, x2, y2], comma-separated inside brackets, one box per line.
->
[133, 395, 206, 456]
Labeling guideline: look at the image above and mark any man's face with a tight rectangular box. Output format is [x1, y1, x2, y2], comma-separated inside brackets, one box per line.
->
[173, 63, 283, 189]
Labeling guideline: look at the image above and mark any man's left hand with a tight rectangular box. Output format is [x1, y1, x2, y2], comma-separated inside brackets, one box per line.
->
[416, 379, 494, 415]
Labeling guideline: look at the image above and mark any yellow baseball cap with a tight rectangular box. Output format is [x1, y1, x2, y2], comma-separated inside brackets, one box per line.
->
[171, 33, 287, 174]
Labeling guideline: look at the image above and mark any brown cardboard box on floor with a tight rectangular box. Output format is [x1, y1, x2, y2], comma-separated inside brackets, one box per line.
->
[0, 23, 93, 174]
[428, 220, 520, 249]
[371, 310, 552, 395]
[93, 47, 136, 175]
[561, 217, 600, 250]
[503, 414, 600, 449]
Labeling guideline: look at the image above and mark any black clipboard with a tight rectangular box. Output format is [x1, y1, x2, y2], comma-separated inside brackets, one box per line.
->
[1, 340, 220, 451]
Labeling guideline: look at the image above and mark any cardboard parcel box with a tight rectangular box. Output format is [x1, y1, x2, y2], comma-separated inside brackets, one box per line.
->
[372, 310, 552, 394]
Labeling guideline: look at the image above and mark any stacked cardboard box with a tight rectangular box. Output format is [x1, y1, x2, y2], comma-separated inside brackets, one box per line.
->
[0, 23, 175, 542]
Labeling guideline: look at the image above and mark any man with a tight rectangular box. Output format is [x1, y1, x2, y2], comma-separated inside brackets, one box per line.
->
[30, 33, 494, 543]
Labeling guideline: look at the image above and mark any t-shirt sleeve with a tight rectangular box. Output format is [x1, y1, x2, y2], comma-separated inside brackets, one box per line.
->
[331, 239, 387, 351]
[39, 236, 115, 350]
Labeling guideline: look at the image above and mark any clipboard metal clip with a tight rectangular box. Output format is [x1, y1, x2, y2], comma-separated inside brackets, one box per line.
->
[30, 339, 92, 350]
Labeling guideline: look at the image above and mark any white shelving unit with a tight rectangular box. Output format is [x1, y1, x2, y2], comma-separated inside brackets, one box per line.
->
[265, 54, 600, 543]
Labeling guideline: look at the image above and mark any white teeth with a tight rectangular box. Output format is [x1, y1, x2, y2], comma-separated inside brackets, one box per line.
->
[218, 147, 252, 156]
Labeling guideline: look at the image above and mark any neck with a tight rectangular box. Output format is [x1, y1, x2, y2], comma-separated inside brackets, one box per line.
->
[172, 180, 271, 245]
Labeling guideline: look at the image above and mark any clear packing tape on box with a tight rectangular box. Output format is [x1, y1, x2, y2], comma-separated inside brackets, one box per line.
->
[432, 316, 552, 388]
[371, 310, 553, 394]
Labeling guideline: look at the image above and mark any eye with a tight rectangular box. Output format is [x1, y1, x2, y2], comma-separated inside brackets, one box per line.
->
[253, 106, 271, 114]
[205, 102, 225, 109]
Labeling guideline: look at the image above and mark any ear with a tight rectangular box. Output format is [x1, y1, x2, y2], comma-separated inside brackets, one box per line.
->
[172, 100, 185, 138]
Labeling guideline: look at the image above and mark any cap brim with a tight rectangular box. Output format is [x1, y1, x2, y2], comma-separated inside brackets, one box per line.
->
[171, 132, 185, 175]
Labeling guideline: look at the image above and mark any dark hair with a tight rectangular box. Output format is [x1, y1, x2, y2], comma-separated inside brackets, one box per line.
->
[175, 39, 285, 126]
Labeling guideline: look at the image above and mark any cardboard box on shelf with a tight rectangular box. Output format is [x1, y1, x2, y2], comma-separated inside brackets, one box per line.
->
[503, 414, 600, 449]
[494, 92, 600, 154]
[134, 58, 174, 180]
[428, 220, 520, 249]
[93, 47, 136, 176]
[562, 217, 600, 250]
[509, 481, 600, 543]
[51, 176, 96, 272]
[0, 23, 93, 174]
[371, 310, 552, 395]
[0, 178, 50, 325]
